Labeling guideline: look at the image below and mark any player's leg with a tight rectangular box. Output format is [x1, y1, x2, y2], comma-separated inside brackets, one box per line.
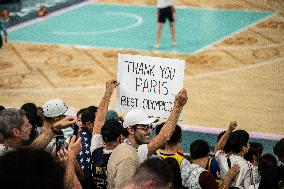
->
[154, 8, 165, 48]
[169, 6, 176, 47]
[170, 22, 176, 47]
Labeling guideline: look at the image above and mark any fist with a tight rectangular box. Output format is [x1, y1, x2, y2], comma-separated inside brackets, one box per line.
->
[175, 89, 188, 107]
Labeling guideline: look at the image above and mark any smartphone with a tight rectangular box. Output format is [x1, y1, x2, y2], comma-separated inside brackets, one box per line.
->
[73, 124, 79, 138]
[55, 134, 65, 152]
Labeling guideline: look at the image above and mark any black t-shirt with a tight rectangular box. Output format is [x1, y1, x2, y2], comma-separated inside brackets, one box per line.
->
[89, 147, 111, 189]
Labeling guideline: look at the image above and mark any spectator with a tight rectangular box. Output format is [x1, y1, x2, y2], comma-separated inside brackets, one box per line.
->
[164, 157, 184, 189]
[183, 139, 239, 189]
[244, 142, 263, 186]
[123, 158, 174, 189]
[42, 98, 76, 152]
[0, 108, 76, 155]
[259, 138, 284, 189]
[153, 123, 190, 187]
[89, 79, 121, 189]
[76, 108, 86, 129]
[0, 106, 5, 144]
[215, 121, 253, 188]
[77, 105, 97, 179]
[107, 89, 188, 189]
[258, 153, 277, 176]
[0, 135, 82, 189]
[0, 149, 65, 189]
[21, 102, 44, 145]
[0, 105, 5, 112]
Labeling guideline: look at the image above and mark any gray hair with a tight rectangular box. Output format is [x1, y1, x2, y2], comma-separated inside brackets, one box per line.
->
[0, 108, 26, 139]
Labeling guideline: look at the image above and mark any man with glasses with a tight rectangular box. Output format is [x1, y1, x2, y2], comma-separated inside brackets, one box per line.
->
[107, 89, 188, 189]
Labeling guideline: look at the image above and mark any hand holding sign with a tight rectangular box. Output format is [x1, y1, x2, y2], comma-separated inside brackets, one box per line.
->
[106, 79, 119, 95]
[174, 89, 188, 108]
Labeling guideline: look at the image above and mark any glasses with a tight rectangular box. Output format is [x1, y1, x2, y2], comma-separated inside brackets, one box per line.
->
[135, 125, 153, 132]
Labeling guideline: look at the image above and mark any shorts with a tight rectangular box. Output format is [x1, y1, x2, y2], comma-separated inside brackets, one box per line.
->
[158, 6, 174, 23]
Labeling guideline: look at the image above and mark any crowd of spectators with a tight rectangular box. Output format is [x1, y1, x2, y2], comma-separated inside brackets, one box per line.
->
[0, 80, 283, 189]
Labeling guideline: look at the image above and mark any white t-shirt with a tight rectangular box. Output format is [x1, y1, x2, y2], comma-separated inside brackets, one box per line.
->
[157, 0, 174, 8]
[216, 150, 253, 189]
[90, 134, 105, 153]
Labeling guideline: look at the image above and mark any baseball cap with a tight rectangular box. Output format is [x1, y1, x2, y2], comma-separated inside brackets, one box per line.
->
[123, 109, 157, 129]
[42, 99, 72, 118]
[106, 110, 119, 121]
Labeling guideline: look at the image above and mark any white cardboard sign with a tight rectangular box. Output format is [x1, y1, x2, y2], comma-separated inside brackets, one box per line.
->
[116, 54, 185, 119]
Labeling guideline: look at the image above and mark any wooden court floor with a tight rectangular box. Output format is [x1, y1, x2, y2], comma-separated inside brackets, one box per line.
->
[0, 0, 283, 136]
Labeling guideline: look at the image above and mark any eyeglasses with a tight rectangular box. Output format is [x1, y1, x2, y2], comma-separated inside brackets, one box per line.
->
[135, 125, 153, 132]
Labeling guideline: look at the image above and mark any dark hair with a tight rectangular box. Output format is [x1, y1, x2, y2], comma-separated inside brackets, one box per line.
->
[0, 105, 5, 112]
[156, 123, 182, 146]
[21, 103, 43, 128]
[227, 130, 249, 154]
[164, 158, 183, 189]
[77, 108, 86, 117]
[274, 138, 284, 159]
[130, 158, 173, 188]
[101, 119, 123, 143]
[217, 130, 230, 153]
[0, 149, 64, 189]
[190, 139, 210, 160]
[81, 106, 98, 126]
[259, 153, 277, 176]
[244, 142, 263, 162]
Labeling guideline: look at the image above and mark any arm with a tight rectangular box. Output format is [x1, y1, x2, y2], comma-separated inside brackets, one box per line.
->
[221, 164, 240, 189]
[29, 117, 76, 150]
[64, 136, 82, 189]
[147, 89, 188, 156]
[214, 121, 237, 153]
[92, 79, 118, 135]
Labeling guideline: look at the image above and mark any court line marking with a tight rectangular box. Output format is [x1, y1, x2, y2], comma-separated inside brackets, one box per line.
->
[0, 84, 105, 93]
[192, 13, 276, 55]
[95, 2, 273, 13]
[7, 1, 91, 32]
[185, 56, 284, 80]
[181, 124, 283, 141]
[0, 55, 283, 92]
[7, 2, 275, 55]
[52, 12, 143, 36]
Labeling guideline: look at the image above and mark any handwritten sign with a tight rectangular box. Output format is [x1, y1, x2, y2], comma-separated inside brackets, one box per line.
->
[116, 54, 185, 119]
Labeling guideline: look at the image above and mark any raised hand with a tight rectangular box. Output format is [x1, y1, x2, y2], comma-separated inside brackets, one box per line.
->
[52, 116, 76, 132]
[229, 121, 237, 132]
[68, 136, 82, 158]
[174, 88, 188, 108]
[106, 79, 119, 94]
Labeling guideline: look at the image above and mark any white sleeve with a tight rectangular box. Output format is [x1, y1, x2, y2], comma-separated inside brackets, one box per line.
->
[137, 144, 148, 163]
[90, 134, 104, 153]
[180, 158, 191, 186]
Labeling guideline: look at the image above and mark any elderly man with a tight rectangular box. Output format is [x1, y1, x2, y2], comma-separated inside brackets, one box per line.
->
[0, 108, 75, 155]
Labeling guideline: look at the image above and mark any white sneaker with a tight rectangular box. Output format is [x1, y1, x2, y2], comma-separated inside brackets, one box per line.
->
[153, 43, 160, 48]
